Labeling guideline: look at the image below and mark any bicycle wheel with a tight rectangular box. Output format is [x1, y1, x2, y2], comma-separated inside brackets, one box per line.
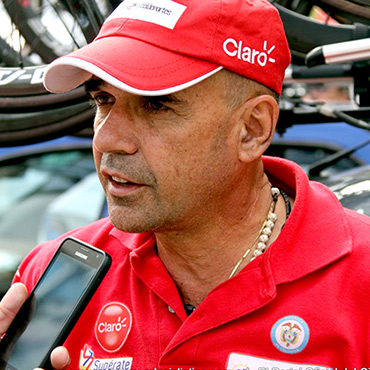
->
[0, 65, 95, 146]
[2, 0, 115, 64]
[0, 37, 35, 67]
[275, 0, 370, 25]
[272, 0, 370, 61]
[0, 102, 94, 146]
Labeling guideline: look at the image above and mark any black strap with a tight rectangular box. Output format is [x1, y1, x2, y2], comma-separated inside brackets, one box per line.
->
[280, 189, 291, 220]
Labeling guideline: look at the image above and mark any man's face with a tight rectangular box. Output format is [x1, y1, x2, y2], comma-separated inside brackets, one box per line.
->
[87, 74, 244, 234]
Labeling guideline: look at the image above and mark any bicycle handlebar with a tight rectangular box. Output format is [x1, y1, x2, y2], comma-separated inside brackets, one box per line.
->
[306, 38, 370, 67]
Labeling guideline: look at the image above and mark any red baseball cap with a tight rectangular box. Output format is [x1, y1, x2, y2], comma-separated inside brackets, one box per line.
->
[44, 0, 291, 96]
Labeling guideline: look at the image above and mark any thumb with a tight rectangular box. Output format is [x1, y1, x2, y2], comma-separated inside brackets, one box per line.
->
[0, 283, 28, 335]
[33, 346, 71, 370]
[50, 346, 71, 370]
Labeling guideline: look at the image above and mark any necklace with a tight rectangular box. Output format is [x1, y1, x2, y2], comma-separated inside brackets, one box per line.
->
[228, 186, 280, 279]
[183, 186, 290, 315]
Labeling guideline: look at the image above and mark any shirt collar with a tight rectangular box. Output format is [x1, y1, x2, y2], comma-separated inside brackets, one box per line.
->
[263, 156, 352, 285]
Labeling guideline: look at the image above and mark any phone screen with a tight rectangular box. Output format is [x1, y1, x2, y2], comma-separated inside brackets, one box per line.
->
[0, 238, 110, 370]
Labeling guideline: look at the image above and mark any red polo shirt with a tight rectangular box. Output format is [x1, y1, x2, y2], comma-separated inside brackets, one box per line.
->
[14, 157, 370, 370]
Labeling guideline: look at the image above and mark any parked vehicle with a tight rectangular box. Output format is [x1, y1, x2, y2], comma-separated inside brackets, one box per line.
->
[323, 165, 370, 216]
[268, 122, 370, 177]
[0, 136, 105, 296]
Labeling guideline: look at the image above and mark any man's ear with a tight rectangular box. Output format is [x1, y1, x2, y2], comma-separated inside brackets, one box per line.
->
[237, 95, 279, 163]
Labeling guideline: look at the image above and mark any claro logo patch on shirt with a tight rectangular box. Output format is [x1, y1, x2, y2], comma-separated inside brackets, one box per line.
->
[227, 353, 332, 370]
[95, 302, 132, 352]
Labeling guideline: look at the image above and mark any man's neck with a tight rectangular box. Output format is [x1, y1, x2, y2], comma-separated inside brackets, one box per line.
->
[154, 177, 287, 307]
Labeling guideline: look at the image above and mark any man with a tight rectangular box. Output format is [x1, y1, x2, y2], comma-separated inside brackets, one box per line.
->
[1, 0, 370, 369]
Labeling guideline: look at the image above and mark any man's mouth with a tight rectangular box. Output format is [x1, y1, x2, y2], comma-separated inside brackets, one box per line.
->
[111, 176, 131, 185]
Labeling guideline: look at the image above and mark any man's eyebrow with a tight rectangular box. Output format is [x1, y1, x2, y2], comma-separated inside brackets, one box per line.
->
[142, 94, 181, 103]
[84, 79, 183, 104]
[84, 79, 105, 95]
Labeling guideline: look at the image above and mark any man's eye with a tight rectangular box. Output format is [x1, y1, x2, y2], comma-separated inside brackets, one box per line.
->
[92, 94, 113, 106]
[143, 98, 170, 112]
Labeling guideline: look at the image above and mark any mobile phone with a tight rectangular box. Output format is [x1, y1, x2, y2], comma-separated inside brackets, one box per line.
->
[0, 237, 111, 370]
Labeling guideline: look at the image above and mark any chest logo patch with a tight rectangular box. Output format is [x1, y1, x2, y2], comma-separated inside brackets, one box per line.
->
[271, 315, 309, 354]
[95, 302, 132, 353]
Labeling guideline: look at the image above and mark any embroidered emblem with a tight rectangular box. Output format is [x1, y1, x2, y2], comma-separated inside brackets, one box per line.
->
[271, 315, 309, 354]
[95, 302, 132, 353]
[79, 344, 133, 370]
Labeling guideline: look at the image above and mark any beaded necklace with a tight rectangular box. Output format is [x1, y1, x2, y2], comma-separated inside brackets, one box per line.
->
[228, 186, 281, 279]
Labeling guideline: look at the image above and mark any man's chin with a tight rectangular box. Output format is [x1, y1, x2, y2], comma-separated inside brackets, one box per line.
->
[108, 208, 158, 234]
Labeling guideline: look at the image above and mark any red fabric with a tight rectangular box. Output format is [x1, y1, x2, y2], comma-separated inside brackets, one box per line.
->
[14, 157, 370, 369]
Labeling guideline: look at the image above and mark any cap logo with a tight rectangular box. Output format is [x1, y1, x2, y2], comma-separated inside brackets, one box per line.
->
[223, 39, 276, 67]
[105, 0, 187, 30]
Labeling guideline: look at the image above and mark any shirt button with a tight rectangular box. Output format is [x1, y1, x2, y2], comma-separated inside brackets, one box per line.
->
[168, 306, 175, 314]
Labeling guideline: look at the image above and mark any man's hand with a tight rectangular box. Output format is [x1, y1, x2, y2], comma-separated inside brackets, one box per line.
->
[0, 283, 28, 335]
[0, 283, 71, 370]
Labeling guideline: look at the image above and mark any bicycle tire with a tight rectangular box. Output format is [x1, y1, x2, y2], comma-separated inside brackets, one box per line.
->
[0, 63, 96, 146]
[0, 66, 90, 111]
[0, 37, 34, 67]
[273, 0, 370, 25]
[0, 103, 94, 146]
[0, 87, 88, 112]
[309, 0, 370, 25]
[0, 101, 91, 131]
[2, 0, 114, 64]
[273, 2, 370, 58]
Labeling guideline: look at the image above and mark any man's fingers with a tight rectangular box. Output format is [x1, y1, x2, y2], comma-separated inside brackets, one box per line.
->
[0, 283, 28, 335]
[33, 346, 71, 370]
[0, 285, 70, 370]
[50, 346, 71, 370]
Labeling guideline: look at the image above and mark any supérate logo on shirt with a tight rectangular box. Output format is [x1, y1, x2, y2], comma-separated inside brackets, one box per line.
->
[79, 344, 133, 370]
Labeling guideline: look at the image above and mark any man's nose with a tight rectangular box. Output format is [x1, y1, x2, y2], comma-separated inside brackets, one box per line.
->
[93, 108, 138, 154]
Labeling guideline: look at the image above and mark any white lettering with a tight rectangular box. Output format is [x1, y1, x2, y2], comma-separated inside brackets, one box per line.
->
[0, 70, 26, 85]
[75, 251, 88, 260]
[241, 46, 251, 62]
[92, 357, 132, 370]
[223, 38, 238, 57]
[98, 317, 127, 333]
[251, 48, 259, 64]
[237, 40, 243, 60]
[222, 38, 276, 67]
[257, 52, 267, 66]
[105, 0, 186, 30]
[30, 67, 46, 84]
